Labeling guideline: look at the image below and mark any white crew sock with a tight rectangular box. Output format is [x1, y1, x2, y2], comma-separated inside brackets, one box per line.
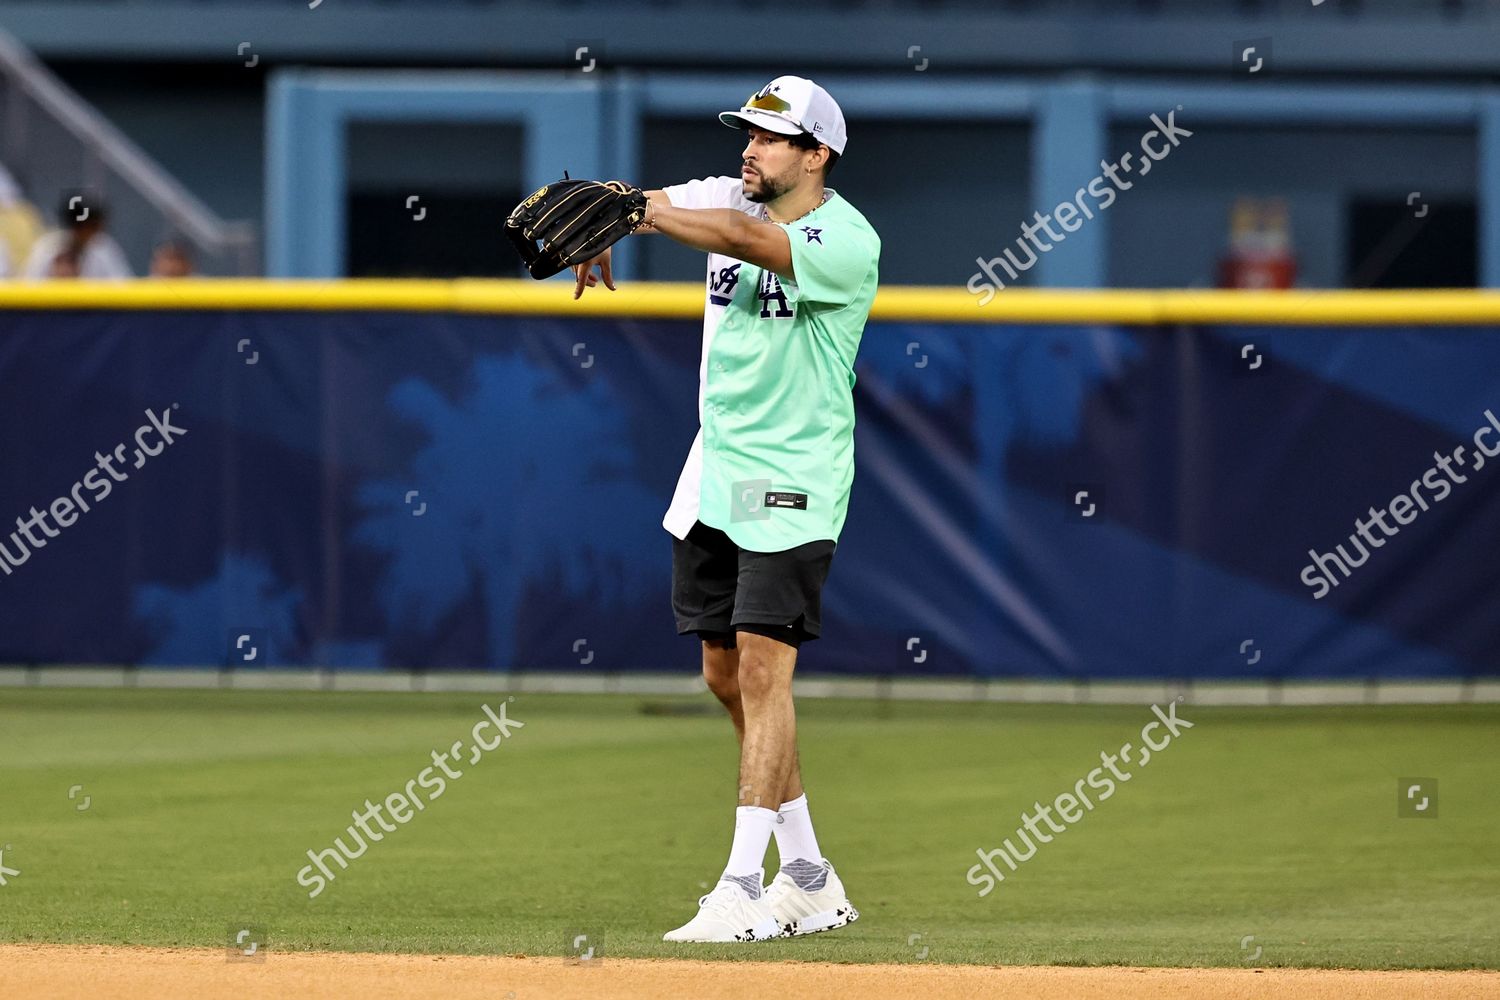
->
[722, 806, 777, 894]
[772, 793, 824, 867]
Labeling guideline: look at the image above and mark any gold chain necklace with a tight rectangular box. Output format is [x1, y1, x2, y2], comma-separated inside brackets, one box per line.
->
[767, 190, 831, 226]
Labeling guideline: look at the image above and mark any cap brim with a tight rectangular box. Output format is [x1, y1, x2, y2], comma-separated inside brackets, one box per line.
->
[718, 109, 804, 136]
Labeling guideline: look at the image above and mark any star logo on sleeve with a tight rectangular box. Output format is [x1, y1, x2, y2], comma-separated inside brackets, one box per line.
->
[800, 226, 823, 244]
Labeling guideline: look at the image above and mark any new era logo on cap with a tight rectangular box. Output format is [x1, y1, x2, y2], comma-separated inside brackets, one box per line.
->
[719, 76, 848, 155]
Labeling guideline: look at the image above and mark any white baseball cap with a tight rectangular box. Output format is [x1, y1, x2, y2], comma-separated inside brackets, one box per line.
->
[719, 76, 847, 155]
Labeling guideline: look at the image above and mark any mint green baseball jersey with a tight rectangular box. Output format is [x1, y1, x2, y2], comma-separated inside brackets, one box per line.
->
[663, 184, 881, 552]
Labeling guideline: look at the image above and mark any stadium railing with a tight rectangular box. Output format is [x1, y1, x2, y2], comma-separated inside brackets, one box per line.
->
[0, 24, 258, 276]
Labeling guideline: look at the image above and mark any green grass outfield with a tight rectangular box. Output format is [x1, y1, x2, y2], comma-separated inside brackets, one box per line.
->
[1, 687, 1496, 969]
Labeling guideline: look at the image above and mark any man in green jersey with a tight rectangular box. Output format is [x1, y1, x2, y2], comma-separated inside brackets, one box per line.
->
[573, 75, 880, 943]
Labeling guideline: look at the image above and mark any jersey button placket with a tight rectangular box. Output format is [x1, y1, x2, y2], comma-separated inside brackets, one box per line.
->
[704, 356, 722, 448]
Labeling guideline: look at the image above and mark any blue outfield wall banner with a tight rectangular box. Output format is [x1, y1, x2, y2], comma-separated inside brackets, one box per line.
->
[0, 308, 1496, 679]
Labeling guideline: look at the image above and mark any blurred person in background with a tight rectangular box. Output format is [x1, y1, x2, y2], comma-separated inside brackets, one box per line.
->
[149, 238, 195, 277]
[46, 246, 81, 278]
[1218, 197, 1297, 289]
[23, 189, 132, 280]
[0, 162, 45, 280]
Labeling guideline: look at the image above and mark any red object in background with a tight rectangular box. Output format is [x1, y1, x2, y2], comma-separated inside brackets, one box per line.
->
[1218, 197, 1298, 289]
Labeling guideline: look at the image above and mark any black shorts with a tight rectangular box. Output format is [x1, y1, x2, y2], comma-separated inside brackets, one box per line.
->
[671, 521, 835, 649]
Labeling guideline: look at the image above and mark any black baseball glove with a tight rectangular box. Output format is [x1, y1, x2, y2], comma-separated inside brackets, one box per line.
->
[505, 176, 649, 280]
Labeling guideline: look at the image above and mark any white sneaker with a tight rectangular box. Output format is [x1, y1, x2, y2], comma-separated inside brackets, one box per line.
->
[662, 872, 781, 943]
[764, 858, 860, 937]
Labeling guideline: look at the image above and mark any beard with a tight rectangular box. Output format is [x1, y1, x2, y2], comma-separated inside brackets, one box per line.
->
[743, 168, 792, 203]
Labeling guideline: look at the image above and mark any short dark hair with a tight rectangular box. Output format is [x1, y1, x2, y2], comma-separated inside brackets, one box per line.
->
[57, 189, 106, 228]
[788, 132, 839, 177]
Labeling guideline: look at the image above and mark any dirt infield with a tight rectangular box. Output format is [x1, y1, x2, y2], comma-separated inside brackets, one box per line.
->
[2, 945, 1498, 1000]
